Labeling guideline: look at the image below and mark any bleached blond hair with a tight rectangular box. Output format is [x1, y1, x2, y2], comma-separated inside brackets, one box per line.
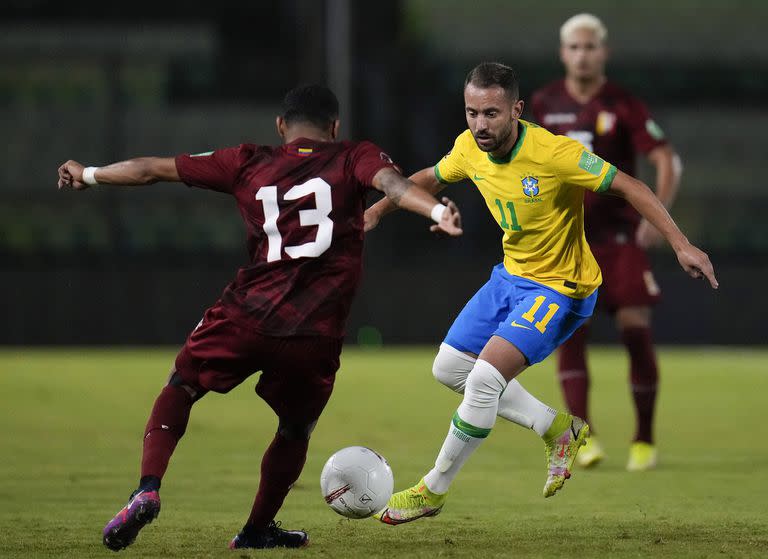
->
[560, 13, 607, 44]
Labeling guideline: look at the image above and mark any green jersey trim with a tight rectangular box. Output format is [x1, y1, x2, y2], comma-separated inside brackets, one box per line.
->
[434, 163, 450, 184]
[488, 121, 527, 165]
[596, 165, 618, 193]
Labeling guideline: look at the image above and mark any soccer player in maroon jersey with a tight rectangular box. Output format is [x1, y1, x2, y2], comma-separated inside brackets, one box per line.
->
[531, 14, 683, 471]
[57, 85, 462, 551]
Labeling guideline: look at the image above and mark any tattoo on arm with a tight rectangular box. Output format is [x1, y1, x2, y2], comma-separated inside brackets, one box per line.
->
[379, 169, 411, 206]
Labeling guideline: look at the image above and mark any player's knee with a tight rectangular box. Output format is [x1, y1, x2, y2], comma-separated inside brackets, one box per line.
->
[278, 419, 318, 441]
[616, 307, 651, 329]
[464, 359, 507, 408]
[432, 343, 476, 393]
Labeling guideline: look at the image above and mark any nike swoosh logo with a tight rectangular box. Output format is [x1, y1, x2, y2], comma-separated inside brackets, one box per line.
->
[473, 174, 485, 181]
[510, 320, 531, 330]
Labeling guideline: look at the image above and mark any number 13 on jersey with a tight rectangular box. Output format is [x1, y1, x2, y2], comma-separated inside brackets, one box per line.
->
[255, 177, 334, 262]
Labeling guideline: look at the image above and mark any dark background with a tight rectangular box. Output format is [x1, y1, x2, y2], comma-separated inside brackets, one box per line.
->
[2, 0, 766, 345]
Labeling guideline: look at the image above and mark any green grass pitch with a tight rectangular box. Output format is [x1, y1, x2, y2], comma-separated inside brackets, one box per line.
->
[1, 347, 766, 558]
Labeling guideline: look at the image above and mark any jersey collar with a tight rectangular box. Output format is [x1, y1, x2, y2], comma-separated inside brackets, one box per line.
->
[487, 121, 526, 165]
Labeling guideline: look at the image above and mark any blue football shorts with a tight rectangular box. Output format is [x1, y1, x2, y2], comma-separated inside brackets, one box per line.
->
[443, 263, 598, 364]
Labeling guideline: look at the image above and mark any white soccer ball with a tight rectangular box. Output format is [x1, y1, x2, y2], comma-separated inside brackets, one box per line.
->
[320, 446, 394, 519]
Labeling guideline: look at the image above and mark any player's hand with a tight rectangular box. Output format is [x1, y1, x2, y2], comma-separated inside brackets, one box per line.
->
[635, 218, 663, 248]
[57, 160, 91, 191]
[429, 197, 463, 237]
[675, 242, 718, 289]
[364, 208, 381, 233]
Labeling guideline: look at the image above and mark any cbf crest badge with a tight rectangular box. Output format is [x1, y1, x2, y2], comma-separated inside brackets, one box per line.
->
[521, 176, 540, 197]
[521, 175, 543, 203]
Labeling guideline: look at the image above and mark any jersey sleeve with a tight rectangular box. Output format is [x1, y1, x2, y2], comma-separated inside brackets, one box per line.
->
[622, 95, 668, 154]
[350, 141, 401, 189]
[434, 133, 470, 184]
[175, 146, 244, 194]
[553, 136, 618, 193]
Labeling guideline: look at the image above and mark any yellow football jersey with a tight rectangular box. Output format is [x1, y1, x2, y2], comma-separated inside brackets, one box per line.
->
[435, 119, 617, 299]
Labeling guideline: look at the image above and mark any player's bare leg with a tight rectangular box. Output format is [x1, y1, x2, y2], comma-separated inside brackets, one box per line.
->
[558, 324, 605, 468]
[617, 306, 659, 471]
[103, 372, 205, 551]
[229, 418, 313, 549]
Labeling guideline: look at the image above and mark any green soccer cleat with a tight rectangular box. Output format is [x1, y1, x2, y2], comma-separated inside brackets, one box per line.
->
[576, 434, 605, 468]
[543, 415, 590, 497]
[627, 441, 658, 472]
[373, 478, 447, 525]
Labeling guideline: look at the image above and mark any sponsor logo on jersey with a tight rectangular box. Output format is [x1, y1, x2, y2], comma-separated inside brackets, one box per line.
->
[297, 147, 314, 156]
[596, 111, 617, 135]
[566, 130, 594, 151]
[543, 113, 577, 125]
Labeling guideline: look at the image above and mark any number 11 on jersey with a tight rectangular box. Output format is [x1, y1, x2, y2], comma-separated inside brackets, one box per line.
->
[494, 198, 522, 231]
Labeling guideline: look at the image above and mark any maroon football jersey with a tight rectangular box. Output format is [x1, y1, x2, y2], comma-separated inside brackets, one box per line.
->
[531, 80, 667, 242]
[175, 138, 397, 338]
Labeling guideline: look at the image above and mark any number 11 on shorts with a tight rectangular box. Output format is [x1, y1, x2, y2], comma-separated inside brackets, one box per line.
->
[520, 295, 560, 333]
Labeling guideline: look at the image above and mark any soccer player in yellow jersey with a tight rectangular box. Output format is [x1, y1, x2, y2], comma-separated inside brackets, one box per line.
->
[365, 62, 717, 524]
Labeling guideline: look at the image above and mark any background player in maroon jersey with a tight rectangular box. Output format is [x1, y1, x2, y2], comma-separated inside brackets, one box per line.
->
[57, 85, 462, 551]
[531, 14, 683, 471]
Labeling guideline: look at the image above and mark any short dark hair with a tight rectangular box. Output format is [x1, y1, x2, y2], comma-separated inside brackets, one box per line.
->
[464, 62, 519, 100]
[281, 84, 339, 129]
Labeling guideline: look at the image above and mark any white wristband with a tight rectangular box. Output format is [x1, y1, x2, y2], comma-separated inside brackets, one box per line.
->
[430, 203, 448, 224]
[82, 166, 100, 185]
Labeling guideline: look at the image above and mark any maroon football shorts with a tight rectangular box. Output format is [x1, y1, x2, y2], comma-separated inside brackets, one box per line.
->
[591, 240, 662, 313]
[174, 303, 343, 424]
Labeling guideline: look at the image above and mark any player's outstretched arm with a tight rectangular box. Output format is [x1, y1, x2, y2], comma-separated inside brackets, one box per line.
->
[607, 170, 718, 289]
[364, 166, 446, 232]
[57, 157, 180, 191]
[636, 145, 683, 248]
[370, 167, 462, 237]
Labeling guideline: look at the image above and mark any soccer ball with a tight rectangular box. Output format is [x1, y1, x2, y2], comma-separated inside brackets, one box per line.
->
[320, 446, 394, 519]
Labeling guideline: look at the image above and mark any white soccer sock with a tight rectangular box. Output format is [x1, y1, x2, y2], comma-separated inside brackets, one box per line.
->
[433, 343, 557, 437]
[497, 380, 558, 437]
[424, 359, 506, 494]
[432, 343, 475, 392]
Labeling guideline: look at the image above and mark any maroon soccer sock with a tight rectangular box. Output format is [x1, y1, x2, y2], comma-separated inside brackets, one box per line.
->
[621, 326, 659, 444]
[557, 324, 591, 425]
[245, 433, 309, 531]
[140, 384, 195, 482]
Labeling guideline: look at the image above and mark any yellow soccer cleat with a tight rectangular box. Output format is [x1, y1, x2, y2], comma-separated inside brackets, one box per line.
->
[576, 435, 606, 468]
[373, 478, 447, 525]
[543, 415, 590, 497]
[627, 441, 658, 472]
